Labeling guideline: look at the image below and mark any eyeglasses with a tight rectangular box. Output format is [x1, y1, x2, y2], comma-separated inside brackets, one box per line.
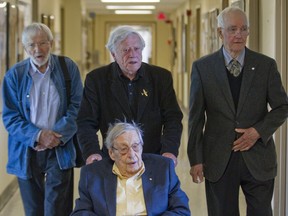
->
[223, 26, 249, 36]
[25, 41, 50, 50]
[112, 143, 143, 155]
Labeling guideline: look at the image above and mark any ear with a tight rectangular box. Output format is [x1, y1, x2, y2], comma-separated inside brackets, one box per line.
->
[217, 27, 223, 39]
[111, 52, 117, 61]
[108, 148, 116, 161]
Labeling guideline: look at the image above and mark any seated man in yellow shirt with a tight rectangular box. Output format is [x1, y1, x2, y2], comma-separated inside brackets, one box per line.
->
[71, 121, 190, 216]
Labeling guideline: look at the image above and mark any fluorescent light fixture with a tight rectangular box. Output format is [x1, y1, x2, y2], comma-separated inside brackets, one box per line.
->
[102, 0, 160, 3]
[106, 5, 155, 10]
[115, 10, 153, 14]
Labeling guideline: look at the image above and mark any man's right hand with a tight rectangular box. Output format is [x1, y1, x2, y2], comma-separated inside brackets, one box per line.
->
[86, 154, 103, 164]
[190, 164, 204, 184]
[38, 129, 62, 149]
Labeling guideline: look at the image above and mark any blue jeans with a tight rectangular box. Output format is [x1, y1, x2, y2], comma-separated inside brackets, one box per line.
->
[18, 149, 73, 216]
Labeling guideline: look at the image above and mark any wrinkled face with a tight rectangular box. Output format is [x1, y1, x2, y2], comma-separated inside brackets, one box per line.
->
[218, 11, 249, 57]
[111, 34, 143, 80]
[24, 31, 52, 71]
[109, 130, 143, 178]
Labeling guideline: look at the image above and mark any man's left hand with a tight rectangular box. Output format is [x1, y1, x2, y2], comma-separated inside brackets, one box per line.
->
[232, 127, 260, 152]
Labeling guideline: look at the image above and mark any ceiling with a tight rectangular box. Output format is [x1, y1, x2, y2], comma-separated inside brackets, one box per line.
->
[83, 0, 187, 15]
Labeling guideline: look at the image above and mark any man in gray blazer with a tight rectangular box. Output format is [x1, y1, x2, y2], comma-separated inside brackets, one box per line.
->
[188, 6, 288, 216]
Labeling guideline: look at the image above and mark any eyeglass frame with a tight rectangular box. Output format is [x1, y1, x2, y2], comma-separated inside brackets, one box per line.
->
[111, 142, 143, 155]
[24, 41, 51, 50]
[221, 25, 249, 36]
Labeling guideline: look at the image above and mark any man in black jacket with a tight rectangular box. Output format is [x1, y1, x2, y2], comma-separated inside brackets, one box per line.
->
[77, 25, 183, 165]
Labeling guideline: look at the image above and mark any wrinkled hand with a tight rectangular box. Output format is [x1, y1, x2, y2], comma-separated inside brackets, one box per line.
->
[190, 164, 204, 184]
[232, 127, 260, 152]
[86, 154, 103, 165]
[162, 152, 178, 166]
[38, 129, 62, 149]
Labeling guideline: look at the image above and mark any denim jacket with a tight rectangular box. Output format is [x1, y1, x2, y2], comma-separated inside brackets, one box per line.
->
[2, 54, 83, 179]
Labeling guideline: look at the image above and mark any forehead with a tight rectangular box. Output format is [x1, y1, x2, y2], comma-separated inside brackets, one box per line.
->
[114, 130, 140, 145]
[27, 31, 48, 42]
[118, 34, 141, 47]
[224, 11, 247, 27]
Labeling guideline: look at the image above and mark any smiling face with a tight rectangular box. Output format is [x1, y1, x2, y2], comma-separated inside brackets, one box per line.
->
[24, 31, 52, 72]
[218, 10, 249, 58]
[109, 130, 143, 178]
[111, 33, 143, 80]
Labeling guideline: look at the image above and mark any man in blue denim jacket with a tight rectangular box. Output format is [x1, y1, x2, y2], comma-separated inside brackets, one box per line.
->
[1, 23, 83, 216]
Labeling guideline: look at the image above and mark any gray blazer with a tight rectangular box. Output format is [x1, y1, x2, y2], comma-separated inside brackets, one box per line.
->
[188, 47, 288, 182]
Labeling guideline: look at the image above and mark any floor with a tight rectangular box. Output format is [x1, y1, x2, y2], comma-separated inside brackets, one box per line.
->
[0, 111, 246, 216]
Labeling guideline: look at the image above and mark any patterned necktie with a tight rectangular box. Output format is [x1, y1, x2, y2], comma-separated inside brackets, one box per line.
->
[227, 59, 241, 77]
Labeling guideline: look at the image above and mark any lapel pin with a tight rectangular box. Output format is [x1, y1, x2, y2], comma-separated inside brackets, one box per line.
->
[149, 178, 152, 181]
[141, 89, 148, 97]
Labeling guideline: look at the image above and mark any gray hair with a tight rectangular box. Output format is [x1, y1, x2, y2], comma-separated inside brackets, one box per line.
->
[217, 6, 249, 28]
[105, 26, 145, 53]
[105, 121, 144, 149]
[22, 23, 53, 45]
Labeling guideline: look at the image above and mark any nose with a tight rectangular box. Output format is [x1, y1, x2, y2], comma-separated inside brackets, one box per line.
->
[127, 48, 136, 55]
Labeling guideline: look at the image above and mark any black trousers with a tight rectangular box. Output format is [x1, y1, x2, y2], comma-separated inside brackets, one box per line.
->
[18, 149, 73, 216]
[205, 151, 274, 216]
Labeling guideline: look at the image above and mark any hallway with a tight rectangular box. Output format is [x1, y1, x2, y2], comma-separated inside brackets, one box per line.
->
[0, 110, 247, 216]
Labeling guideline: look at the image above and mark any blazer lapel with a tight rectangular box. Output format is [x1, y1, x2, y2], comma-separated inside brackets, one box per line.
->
[104, 173, 117, 216]
[213, 50, 236, 114]
[237, 48, 257, 116]
[136, 72, 152, 121]
[141, 161, 154, 213]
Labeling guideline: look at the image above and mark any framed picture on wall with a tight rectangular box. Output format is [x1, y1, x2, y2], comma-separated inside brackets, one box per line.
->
[208, 8, 220, 53]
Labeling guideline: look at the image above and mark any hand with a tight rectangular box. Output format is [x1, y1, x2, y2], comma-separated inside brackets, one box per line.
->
[190, 164, 204, 184]
[86, 154, 102, 165]
[38, 129, 62, 149]
[34, 144, 47, 151]
[232, 127, 260, 152]
[162, 152, 178, 166]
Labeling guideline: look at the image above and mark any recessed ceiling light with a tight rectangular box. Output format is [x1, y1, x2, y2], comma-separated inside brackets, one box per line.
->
[106, 5, 156, 10]
[115, 10, 153, 14]
[102, 0, 160, 3]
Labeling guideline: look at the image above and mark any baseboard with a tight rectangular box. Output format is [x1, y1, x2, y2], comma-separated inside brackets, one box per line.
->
[0, 177, 18, 211]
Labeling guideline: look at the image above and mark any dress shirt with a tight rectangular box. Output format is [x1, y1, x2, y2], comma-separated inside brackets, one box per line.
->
[223, 47, 245, 70]
[112, 163, 147, 216]
[29, 59, 60, 142]
[118, 66, 144, 117]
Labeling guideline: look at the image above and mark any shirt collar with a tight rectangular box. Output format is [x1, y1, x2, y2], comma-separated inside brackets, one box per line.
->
[222, 47, 245, 67]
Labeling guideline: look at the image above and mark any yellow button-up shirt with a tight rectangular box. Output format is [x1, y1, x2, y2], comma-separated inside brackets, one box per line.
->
[112, 163, 147, 216]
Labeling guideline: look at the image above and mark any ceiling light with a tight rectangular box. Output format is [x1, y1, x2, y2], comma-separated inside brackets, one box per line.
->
[106, 5, 155, 10]
[115, 10, 153, 14]
[102, 0, 160, 3]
